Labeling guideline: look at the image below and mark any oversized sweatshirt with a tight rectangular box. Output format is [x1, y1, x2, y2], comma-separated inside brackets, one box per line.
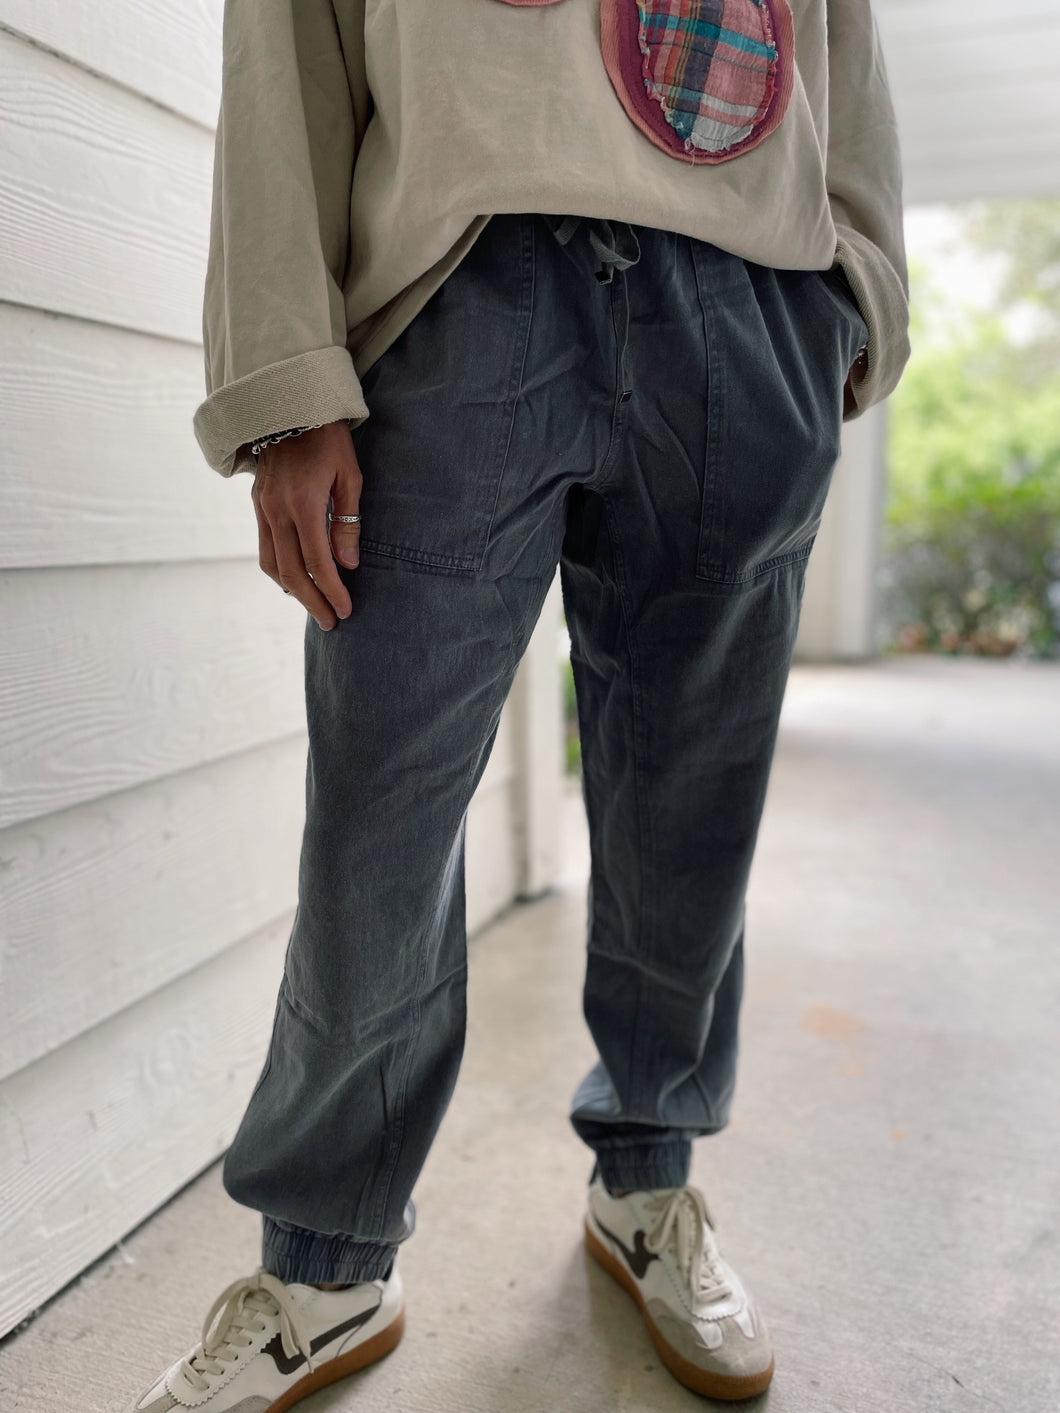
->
[193, 0, 910, 480]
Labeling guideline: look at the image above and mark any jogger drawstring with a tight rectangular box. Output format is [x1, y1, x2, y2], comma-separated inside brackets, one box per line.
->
[542, 214, 642, 397]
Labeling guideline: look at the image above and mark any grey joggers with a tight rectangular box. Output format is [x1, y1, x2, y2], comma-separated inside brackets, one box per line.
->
[221, 210, 869, 1284]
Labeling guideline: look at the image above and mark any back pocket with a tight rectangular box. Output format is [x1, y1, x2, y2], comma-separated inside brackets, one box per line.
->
[691, 247, 860, 592]
[600, 0, 795, 164]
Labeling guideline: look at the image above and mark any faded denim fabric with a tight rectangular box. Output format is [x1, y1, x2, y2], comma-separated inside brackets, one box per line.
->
[221, 211, 868, 1284]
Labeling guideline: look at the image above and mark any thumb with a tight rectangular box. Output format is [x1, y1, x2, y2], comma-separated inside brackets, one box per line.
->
[329, 486, 362, 569]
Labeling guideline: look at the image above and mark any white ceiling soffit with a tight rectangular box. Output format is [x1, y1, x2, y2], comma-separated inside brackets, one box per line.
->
[873, 0, 1060, 206]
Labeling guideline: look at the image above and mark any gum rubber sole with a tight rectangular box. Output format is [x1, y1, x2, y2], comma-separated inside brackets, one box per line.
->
[585, 1219, 774, 1402]
[265, 1305, 406, 1413]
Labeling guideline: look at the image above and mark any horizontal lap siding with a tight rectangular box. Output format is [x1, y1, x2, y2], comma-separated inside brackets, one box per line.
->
[0, 27, 211, 340]
[0, 0, 223, 128]
[0, 14, 524, 1337]
[0, 739, 308, 1084]
[0, 919, 291, 1336]
[0, 562, 308, 832]
[0, 305, 251, 568]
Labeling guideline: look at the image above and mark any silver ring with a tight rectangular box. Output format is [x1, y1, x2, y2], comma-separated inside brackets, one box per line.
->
[328, 512, 361, 523]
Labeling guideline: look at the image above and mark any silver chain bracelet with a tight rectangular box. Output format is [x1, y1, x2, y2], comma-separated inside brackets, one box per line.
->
[250, 417, 354, 458]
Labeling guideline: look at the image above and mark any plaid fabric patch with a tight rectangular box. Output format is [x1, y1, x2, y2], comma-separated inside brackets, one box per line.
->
[636, 0, 785, 155]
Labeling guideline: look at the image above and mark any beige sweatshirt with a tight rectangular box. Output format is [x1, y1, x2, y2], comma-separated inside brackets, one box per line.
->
[193, 0, 910, 480]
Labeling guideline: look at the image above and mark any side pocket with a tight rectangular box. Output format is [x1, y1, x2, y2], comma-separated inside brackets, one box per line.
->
[692, 249, 850, 592]
[600, 0, 796, 165]
[351, 214, 535, 576]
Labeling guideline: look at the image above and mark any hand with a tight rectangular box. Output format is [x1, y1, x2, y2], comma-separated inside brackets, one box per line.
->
[843, 370, 856, 418]
[843, 346, 868, 418]
[250, 421, 362, 631]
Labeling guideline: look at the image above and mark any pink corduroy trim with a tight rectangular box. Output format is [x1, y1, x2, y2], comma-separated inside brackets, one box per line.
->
[603, 0, 795, 165]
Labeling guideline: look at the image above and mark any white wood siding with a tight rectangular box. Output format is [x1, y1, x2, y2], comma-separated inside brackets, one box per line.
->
[0, 921, 291, 1336]
[0, 5, 561, 1337]
[0, 27, 211, 341]
[0, 305, 248, 568]
[0, 0, 223, 128]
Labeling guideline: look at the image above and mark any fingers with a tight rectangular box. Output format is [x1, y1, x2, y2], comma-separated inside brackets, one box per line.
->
[272, 518, 341, 629]
[251, 482, 280, 584]
[295, 498, 355, 626]
[298, 453, 362, 614]
[255, 474, 337, 628]
[303, 444, 363, 622]
[327, 487, 362, 571]
[251, 422, 360, 630]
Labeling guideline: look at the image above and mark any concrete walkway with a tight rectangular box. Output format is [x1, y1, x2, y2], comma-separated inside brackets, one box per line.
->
[3, 656, 1058, 1412]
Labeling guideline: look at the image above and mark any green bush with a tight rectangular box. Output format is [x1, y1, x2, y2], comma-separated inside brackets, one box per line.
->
[562, 653, 582, 775]
[881, 211, 1060, 660]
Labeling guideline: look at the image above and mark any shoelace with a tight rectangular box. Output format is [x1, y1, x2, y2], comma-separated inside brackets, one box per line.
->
[643, 1186, 734, 1308]
[179, 1270, 315, 1393]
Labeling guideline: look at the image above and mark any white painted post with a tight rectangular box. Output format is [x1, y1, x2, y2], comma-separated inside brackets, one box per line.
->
[795, 401, 890, 661]
[508, 570, 565, 899]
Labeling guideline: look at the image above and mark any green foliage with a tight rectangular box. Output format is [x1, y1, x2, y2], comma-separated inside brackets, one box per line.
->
[561, 631, 582, 775]
[881, 205, 1060, 660]
[565, 727, 582, 776]
[965, 198, 1060, 384]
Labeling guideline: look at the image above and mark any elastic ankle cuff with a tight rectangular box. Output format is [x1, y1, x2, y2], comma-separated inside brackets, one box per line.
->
[592, 1139, 691, 1194]
[262, 1217, 396, 1285]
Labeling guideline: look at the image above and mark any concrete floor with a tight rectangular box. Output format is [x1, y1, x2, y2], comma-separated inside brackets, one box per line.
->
[2, 656, 1058, 1413]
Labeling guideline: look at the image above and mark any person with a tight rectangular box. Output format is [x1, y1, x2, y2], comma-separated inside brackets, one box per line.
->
[128, 1, 909, 1408]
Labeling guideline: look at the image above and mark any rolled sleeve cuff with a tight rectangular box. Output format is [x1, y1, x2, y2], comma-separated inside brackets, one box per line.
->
[193, 345, 370, 479]
[833, 223, 911, 421]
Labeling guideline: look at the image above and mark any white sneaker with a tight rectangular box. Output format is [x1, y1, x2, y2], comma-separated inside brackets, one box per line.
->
[127, 1266, 404, 1412]
[585, 1179, 774, 1401]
